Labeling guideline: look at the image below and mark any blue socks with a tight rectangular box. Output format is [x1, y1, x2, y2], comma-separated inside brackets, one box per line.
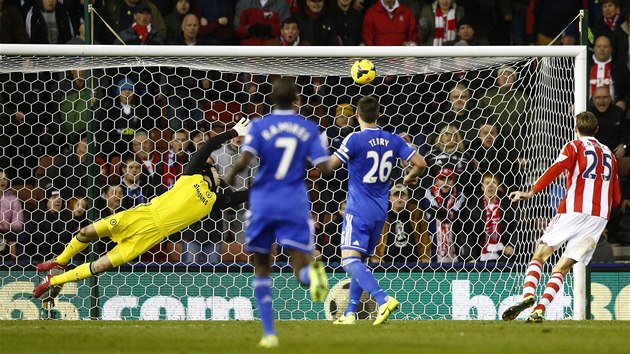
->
[298, 265, 310, 286]
[345, 277, 363, 315]
[342, 257, 388, 305]
[253, 276, 275, 336]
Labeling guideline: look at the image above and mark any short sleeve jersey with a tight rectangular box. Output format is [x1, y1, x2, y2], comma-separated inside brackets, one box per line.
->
[243, 110, 329, 219]
[334, 128, 416, 220]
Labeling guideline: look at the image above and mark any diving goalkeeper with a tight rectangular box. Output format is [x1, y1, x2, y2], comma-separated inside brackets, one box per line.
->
[33, 118, 251, 299]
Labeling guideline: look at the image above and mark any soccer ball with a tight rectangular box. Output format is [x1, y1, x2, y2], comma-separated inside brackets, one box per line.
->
[351, 59, 376, 85]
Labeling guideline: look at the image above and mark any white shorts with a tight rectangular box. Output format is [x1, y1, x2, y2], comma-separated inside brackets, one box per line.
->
[540, 212, 608, 265]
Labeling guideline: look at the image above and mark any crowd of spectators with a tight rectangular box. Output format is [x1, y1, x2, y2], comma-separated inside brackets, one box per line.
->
[2, 0, 630, 266]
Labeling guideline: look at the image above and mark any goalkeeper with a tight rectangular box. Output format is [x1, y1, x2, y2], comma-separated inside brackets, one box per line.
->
[33, 118, 251, 298]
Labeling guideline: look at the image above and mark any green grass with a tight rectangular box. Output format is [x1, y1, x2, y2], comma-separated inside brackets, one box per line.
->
[0, 320, 628, 354]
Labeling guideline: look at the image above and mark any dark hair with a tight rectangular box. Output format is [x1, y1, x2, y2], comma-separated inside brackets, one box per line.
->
[270, 77, 298, 110]
[282, 16, 300, 29]
[575, 111, 598, 136]
[356, 96, 379, 123]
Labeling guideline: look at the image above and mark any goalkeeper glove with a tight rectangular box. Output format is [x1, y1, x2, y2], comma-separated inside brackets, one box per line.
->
[232, 117, 251, 136]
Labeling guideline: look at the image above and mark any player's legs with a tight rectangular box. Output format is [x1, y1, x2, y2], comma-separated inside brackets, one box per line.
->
[274, 216, 328, 302]
[527, 255, 577, 323]
[252, 253, 278, 348]
[36, 222, 109, 272]
[502, 242, 554, 320]
[339, 214, 397, 324]
[286, 248, 328, 302]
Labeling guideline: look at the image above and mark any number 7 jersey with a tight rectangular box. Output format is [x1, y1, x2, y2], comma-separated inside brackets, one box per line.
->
[533, 137, 621, 219]
[243, 110, 329, 219]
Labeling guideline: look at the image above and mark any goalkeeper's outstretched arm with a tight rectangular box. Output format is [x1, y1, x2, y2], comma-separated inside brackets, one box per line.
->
[184, 118, 251, 176]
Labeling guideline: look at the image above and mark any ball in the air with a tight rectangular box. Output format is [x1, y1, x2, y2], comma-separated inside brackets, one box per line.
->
[351, 59, 376, 85]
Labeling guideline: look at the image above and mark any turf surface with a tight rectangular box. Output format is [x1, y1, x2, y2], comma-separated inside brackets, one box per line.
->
[1, 320, 627, 354]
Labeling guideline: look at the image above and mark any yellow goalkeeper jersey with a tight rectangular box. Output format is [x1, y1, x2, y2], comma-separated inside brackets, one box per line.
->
[148, 174, 217, 235]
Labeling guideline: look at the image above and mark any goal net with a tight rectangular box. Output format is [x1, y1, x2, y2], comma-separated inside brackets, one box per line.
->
[0, 45, 586, 321]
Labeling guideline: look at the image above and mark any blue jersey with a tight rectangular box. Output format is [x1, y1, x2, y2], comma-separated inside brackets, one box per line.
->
[243, 110, 329, 219]
[334, 128, 416, 220]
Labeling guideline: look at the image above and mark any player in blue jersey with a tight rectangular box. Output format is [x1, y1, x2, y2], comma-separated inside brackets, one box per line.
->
[226, 78, 332, 348]
[329, 95, 426, 325]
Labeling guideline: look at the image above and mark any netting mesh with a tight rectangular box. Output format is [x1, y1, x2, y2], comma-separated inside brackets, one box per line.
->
[0, 50, 578, 320]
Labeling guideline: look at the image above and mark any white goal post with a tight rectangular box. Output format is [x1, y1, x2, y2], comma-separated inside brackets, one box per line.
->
[0, 44, 588, 321]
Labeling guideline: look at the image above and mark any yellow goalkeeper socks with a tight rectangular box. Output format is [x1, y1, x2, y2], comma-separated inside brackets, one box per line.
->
[50, 262, 94, 286]
[56, 236, 90, 264]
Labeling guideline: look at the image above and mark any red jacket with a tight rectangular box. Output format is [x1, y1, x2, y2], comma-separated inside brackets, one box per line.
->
[235, 0, 290, 45]
[362, 2, 418, 46]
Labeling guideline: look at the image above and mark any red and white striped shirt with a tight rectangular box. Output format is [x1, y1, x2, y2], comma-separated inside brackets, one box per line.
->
[533, 137, 621, 219]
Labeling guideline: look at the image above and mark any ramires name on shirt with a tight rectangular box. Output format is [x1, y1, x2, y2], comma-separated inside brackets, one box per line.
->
[261, 122, 311, 141]
[193, 183, 209, 205]
[368, 138, 389, 147]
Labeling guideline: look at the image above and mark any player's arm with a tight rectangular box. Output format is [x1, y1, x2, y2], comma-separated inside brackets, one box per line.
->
[328, 154, 344, 170]
[509, 162, 567, 202]
[183, 118, 250, 176]
[214, 190, 249, 210]
[226, 151, 255, 186]
[403, 153, 427, 186]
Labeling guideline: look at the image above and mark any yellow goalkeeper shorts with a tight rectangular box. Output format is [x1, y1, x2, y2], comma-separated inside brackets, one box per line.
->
[93, 205, 168, 267]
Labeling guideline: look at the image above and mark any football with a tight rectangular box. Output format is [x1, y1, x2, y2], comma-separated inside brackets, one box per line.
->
[351, 59, 376, 85]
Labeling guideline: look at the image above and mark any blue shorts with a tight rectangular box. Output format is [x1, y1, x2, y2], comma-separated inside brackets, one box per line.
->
[246, 212, 314, 254]
[340, 213, 385, 256]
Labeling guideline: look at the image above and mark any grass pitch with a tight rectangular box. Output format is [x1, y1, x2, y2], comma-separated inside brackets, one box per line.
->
[0, 320, 627, 354]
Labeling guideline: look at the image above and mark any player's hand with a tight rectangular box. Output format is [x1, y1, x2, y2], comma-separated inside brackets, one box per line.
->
[509, 190, 533, 202]
[232, 118, 251, 136]
[403, 173, 418, 186]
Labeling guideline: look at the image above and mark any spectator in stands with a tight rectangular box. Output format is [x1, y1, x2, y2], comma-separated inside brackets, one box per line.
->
[0, 0, 30, 43]
[131, 130, 161, 187]
[443, 16, 488, 46]
[419, 0, 465, 46]
[362, 0, 418, 45]
[589, 86, 629, 159]
[0, 169, 23, 260]
[164, 0, 190, 44]
[477, 65, 529, 150]
[190, 0, 237, 45]
[422, 167, 467, 263]
[293, 0, 342, 45]
[265, 16, 308, 45]
[422, 124, 475, 191]
[118, 4, 165, 45]
[211, 134, 256, 245]
[164, 13, 210, 130]
[587, 34, 630, 112]
[57, 70, 94, 146]
[66, 196, 88, 234]
[119, 154, 154, 208]
[559, 24, 578, 46]
[321, 103, 355, 212]
[316, 200, 344, 264]
[593, 0, 628, 68]
[95, 184, 124, 218]
[463, 173, 515, 263]
[21, 188, 72, 262]
[156, 129, 189, 193]
[0, 72, 53, 184]
[104, 0, 167, 41]
[427, 82, 481, 146]
[468, 120, 520, 194]
[234, 0, 290, 45]
[24, 0, 76, 44]
[525, 0, 583, 45]
[98, 78, 153, 156]
[373, 184, 430, 264]
[330, 0, 364, 46]
[41, 133, 90, 201]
